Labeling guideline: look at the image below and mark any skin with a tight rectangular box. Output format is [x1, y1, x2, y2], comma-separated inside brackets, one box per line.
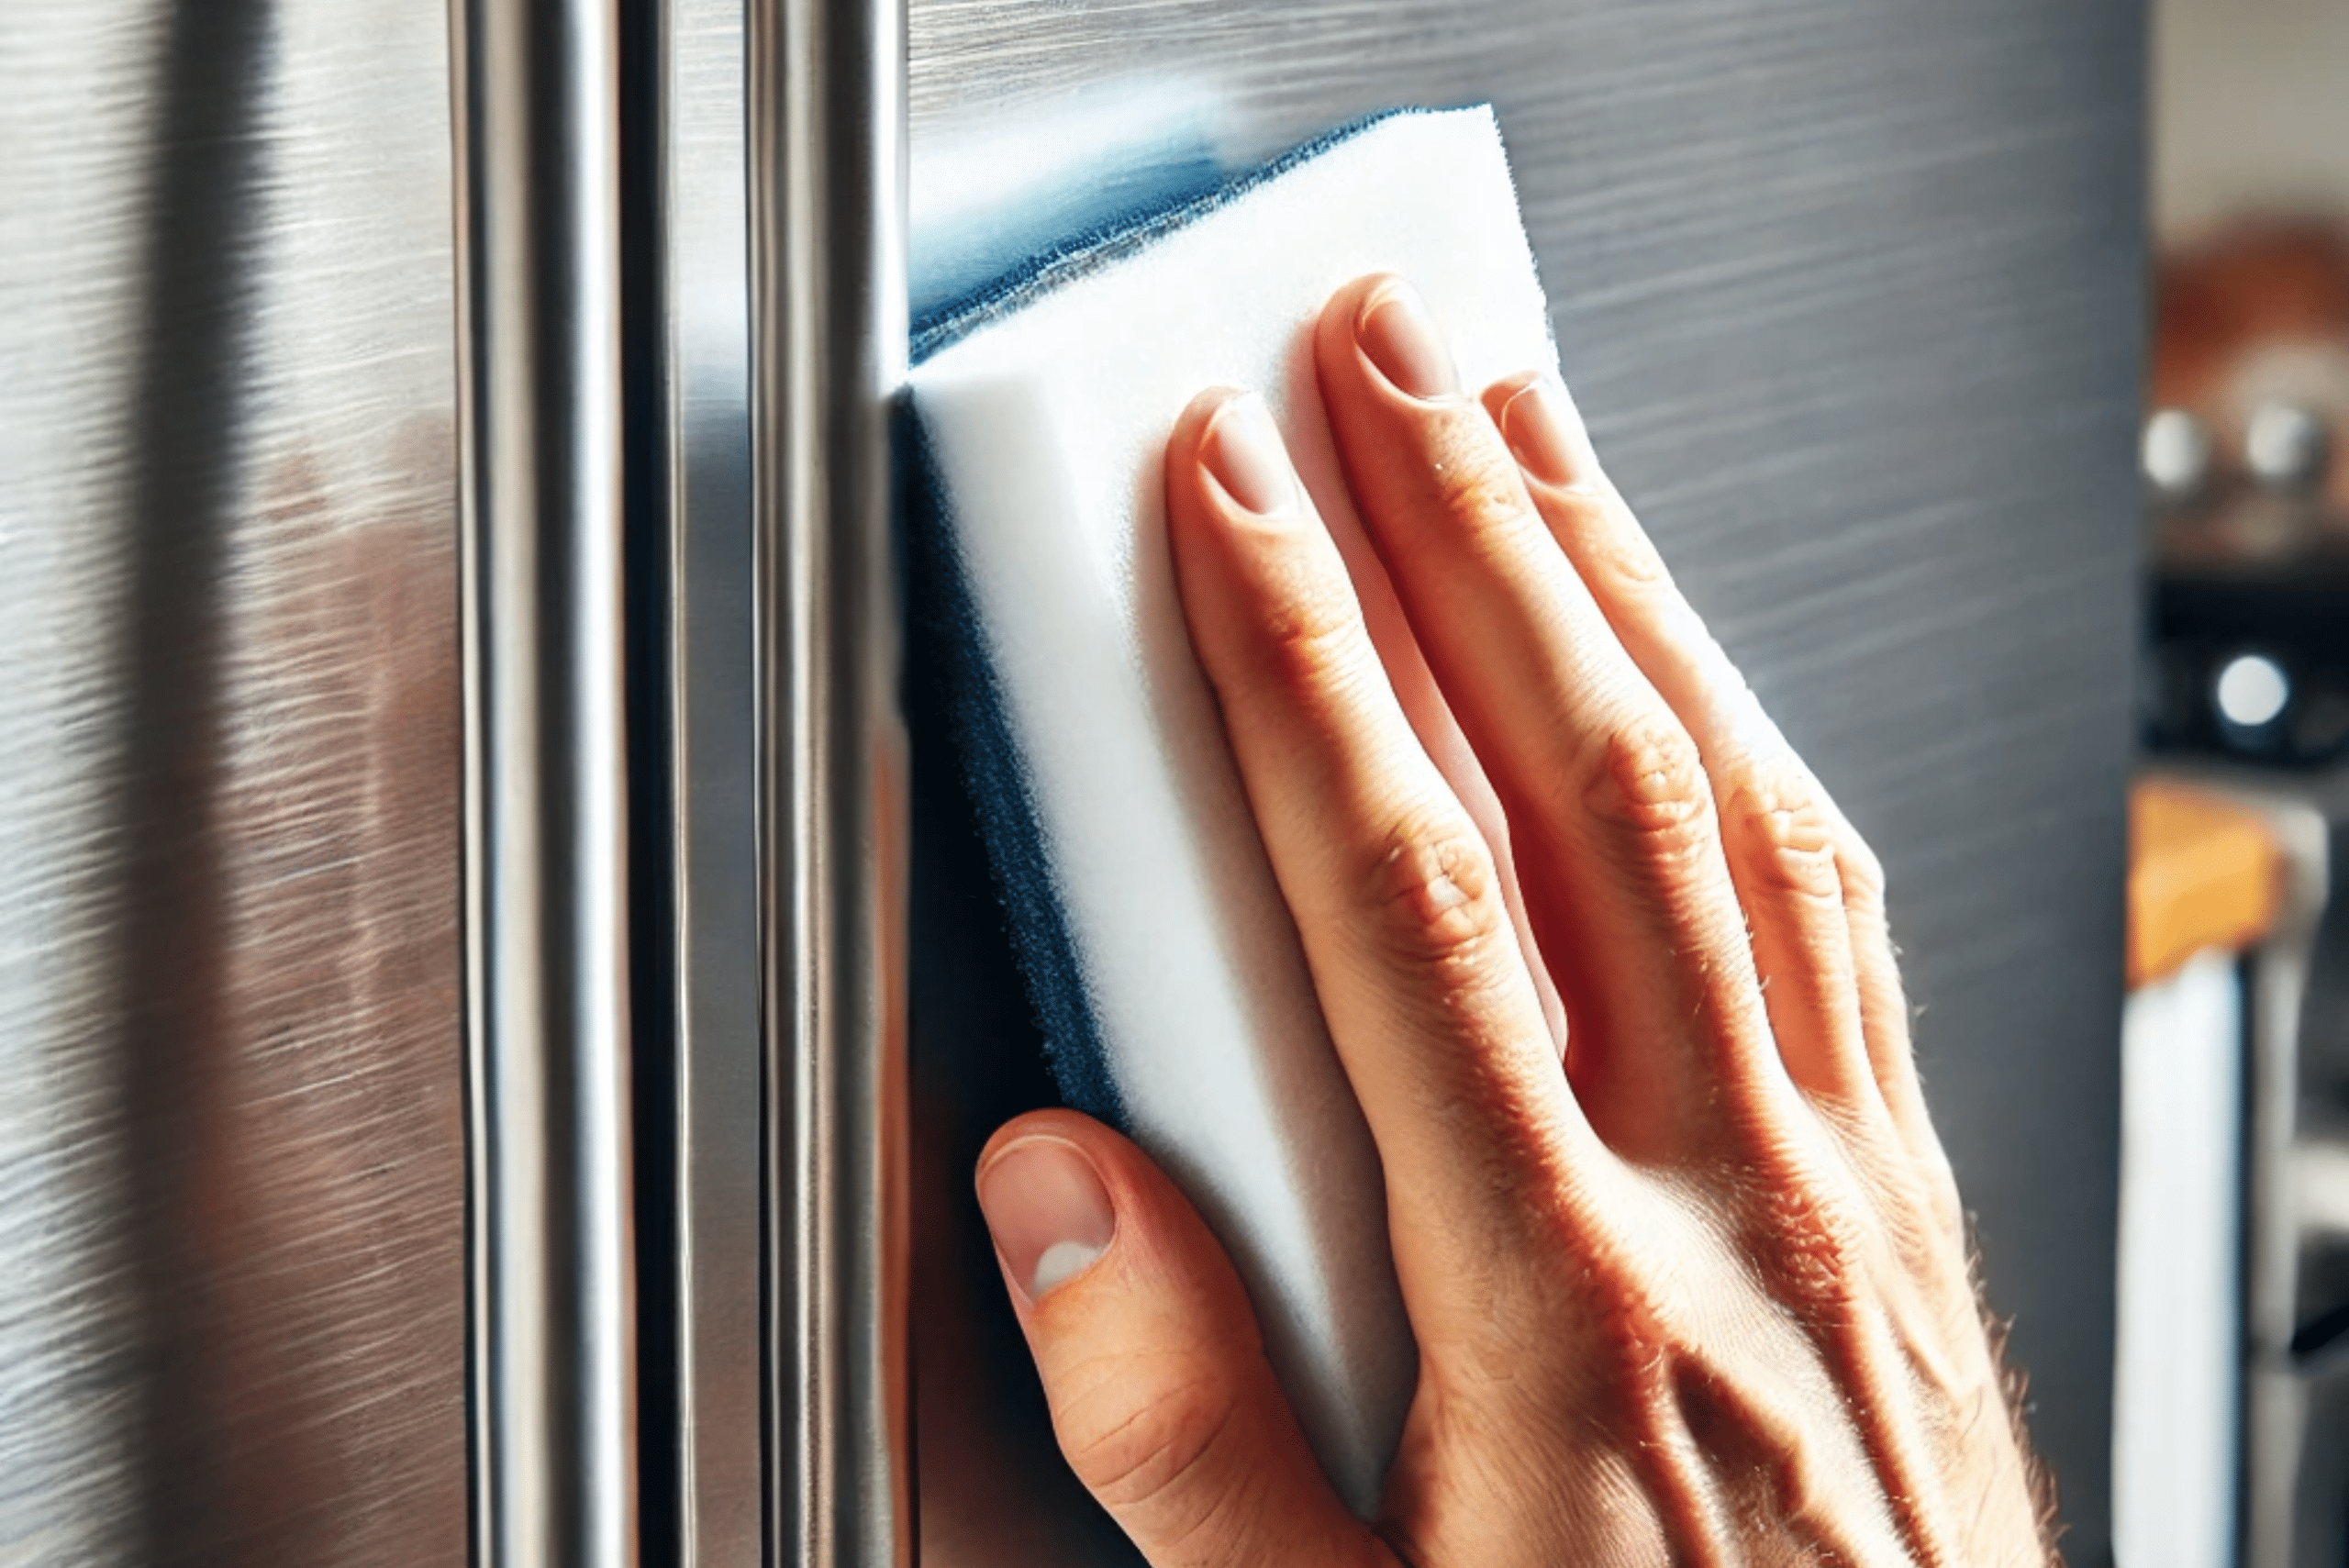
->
[973, 273, 2055, 1566]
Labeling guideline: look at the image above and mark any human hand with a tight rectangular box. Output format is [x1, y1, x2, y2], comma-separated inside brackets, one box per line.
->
[973, 273, 2053, 1566]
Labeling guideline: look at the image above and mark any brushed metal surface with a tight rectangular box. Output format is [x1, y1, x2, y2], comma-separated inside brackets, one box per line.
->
[906, 2, 2143, 1561]
[0, 0, 2142, 1559]
[0, 0, 469, 1562]
[454, 0, 640, 1561]
[0, 6, 168, 1561]
[750, 0, 914, 1561]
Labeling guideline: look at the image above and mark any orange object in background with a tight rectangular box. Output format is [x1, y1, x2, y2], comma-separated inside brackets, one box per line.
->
[2128, 779, 2284, 988]
[2153, 221, 2349, 518]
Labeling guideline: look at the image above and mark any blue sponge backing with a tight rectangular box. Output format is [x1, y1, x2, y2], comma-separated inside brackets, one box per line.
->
[906, 105, 1559, 1510]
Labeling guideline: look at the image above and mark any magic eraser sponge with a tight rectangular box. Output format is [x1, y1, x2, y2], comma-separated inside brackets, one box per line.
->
[908, 106, 1559, 1510]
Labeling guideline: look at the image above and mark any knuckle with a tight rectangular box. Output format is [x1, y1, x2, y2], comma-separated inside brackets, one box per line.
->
[1250, 565, 1365, 699]
[1581, 710, 1717, 873]
[1750, 1161, 1872, 1322]
[1727, 775, 1842, 903]
[1058, 1357, 1242, 1517]
[1360, 806, 1512, 986]
[1425, 438, 1531, 536]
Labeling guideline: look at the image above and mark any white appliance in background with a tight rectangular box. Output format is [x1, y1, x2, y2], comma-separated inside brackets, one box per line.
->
[2117, 948, 2246, 1568]
[2119, 773, 2349, 1568]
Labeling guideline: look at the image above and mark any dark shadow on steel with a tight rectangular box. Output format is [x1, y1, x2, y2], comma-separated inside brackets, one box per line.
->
[614, 0, 682, 1554]
[750, 0, 912, 1558]
[452, 0, 640, 1562]
[111, 1, 266, 1560]
[618, 0, 770, 1554]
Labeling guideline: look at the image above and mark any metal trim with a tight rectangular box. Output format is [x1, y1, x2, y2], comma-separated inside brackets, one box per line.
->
[750, 0, 912, 1557]
[453, 0, 640, 1560]
[644, 0, 767, 1554]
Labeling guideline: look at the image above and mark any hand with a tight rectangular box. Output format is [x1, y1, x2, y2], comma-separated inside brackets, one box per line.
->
[973, 273, 2053, 1566]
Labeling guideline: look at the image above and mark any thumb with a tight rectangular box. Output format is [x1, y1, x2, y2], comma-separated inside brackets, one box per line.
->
[976, 1109, 1394, 1568]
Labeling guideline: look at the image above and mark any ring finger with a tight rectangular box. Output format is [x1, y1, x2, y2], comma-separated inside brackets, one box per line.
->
[1313, 274, 1791, 1162]
[1480, 367, 1923, 1143]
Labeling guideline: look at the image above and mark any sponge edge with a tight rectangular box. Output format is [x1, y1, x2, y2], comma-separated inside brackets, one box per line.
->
[909, 106, 1559, 1512]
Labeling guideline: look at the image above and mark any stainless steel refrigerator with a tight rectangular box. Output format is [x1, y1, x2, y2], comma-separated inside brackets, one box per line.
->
[0, 0, 2142, 1562]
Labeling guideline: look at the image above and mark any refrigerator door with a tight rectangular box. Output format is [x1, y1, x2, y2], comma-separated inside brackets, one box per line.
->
[0, 1, 466, 1562]
[0, 1, 2142, 1562]
[904, 3, 2143, 1563]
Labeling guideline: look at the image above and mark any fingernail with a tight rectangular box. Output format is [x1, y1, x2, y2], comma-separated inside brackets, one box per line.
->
[1201, 392, 1296, 516]
[1357, 280, 1461, 401]
[977, 1137, 1117, 1301]
[1497, 375, 1585, 487]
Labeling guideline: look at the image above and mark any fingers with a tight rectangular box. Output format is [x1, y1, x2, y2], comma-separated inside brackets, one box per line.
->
[1481, 371, 1876, 1113]
[1312, 275, 1783, 1156]
[1163, 386, 1596, 1261]
[1477, 366, 1936, 1148]
[975, 1111, 1392, 1568]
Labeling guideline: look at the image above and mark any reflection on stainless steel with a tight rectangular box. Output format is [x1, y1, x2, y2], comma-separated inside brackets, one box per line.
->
[0, 0, 2142, 1557]
[651, 0, 766, 1557]
[0, 7, 165, 1555]
[454, 0, 639, 1562]
[906, 1, 2142, 1561]
[2, 0, 468, 1561]
[751, 0, 912, 1558]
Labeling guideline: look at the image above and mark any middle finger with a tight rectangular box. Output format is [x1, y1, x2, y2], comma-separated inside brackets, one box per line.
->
[1314, 274, 1786, 1158]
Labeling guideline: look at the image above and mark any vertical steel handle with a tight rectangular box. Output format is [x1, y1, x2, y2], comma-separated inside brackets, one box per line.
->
[751, 0, 912, 1559]
[453, 0, 640, 1562]
[454, 0, 907, 1554]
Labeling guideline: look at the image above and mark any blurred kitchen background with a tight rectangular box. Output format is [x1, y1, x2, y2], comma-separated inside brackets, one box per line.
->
[2121, 0, 2349, 1564]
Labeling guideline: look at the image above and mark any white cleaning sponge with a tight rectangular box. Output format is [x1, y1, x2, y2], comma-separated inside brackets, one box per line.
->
[909, 106, 1560, 1511]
